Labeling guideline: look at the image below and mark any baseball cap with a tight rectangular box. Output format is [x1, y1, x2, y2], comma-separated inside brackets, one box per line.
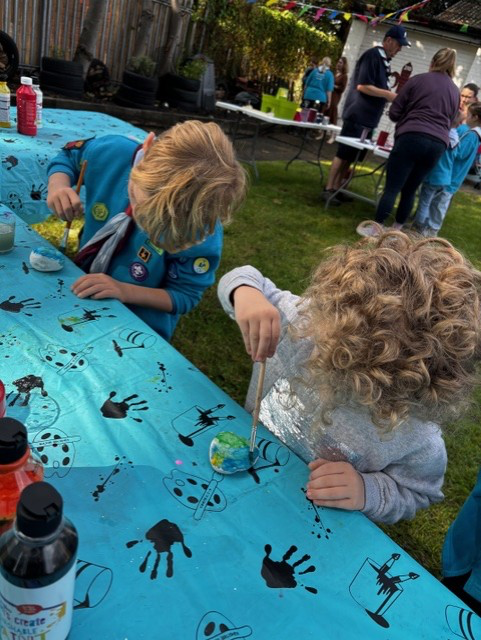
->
[385, 25, 411, 47]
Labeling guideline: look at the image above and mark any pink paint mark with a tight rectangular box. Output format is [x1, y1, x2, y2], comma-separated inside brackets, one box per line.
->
[175, 459, 183, 465]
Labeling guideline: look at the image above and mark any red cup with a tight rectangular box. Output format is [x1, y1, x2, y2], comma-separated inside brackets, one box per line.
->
[0, 380, 5, 418]
[377, 131, 389, 146]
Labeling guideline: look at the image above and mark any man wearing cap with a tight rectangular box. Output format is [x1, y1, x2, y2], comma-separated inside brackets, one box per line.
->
[322, 26, 410, 204]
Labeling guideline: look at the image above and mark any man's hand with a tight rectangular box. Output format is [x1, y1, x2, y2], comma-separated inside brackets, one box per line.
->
[233, 286, 281, 361]
[72, 274, 127, 302]
[306, 459, 365, 511]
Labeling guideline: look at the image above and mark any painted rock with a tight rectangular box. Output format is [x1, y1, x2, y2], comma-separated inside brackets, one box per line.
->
[29, 246, 65, 272]
[209, 431, 259, 475]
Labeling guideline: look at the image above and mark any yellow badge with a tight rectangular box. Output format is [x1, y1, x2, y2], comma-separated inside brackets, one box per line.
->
[91, 202, 109, 221]
[193, 257, 210, 274]
[138, 246, 152, 263]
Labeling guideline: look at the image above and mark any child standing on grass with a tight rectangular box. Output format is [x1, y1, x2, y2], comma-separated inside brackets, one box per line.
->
[47, 121, 247, 341]
[413, 102, 481, 237]
[218, 231, 481, 524]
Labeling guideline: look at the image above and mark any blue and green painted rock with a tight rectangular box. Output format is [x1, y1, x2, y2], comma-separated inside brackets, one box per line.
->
[209, 431, 259, 475]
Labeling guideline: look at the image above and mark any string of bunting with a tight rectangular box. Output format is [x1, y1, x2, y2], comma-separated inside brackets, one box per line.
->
[262, 0, 433, 26]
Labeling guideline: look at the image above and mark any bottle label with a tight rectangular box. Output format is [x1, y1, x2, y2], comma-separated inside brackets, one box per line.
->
[0, 95, 10, 124]
[0, 561, 76, 639]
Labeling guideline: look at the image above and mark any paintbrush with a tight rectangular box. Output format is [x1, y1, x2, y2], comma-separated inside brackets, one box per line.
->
[58, 160, 87, 254]
[249, 360, 267, 462]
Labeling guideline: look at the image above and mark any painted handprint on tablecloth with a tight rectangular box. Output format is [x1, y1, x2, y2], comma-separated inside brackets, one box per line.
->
[30, 183, 48, 201]
[3, 155, 18, 170]
[126, 519, 192, 580]
[8, 375, 48, 406]
[100, 392, 149, 423]
[261, 544, 317, 594]
[0, 296, 41, 316]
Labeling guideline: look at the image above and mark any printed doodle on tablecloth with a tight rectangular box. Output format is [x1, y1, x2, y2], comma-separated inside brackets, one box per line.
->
[112, 328, 157, 357]
[163, 468, 227, 521]
[91, 455, 134, 502]
[6, 390, 60, 433]
[300, 488, 333, 541]
[349, 553, 419, 629]
[172, 404, 237, 447]
[7, 374, 48, 406]
[40, 343, 92, 374]
[58, 306, 116, 332]
[195, 611, 252, 640]
[445, 604, 481, 639]
[32, 427, 81, 478]
[126, 519, 192, 580]
[74, 559, 113, 611]
[0, 295, 41, 316]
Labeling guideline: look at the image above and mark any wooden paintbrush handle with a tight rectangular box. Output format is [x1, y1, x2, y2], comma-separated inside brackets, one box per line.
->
[65, 160, 88, 232]
[250, 360, 266, 452]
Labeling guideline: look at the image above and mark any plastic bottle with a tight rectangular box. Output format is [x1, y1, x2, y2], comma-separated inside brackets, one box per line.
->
[0, 418, 44, 535]
[32, 77, 43, 129]
[0, 482, 78, 640]
[16, 76, 37, 136]
[0, 73, 11, 128]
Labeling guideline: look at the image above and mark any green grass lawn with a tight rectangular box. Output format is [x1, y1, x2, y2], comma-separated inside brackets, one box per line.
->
[34, 159, 481, 578]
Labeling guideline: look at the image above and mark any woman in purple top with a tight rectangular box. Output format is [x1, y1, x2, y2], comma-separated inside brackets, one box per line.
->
[357, 48, 460, 237]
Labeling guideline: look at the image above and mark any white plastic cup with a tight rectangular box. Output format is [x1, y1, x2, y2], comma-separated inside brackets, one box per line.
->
[0, 211, 15, 253]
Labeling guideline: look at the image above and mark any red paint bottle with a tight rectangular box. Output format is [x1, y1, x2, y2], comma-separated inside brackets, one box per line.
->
[16, 76, 37, 136]
[0, 418, 44, 534]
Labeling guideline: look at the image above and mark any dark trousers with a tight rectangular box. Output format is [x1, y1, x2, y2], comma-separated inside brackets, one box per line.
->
[375, 133, 446, 225]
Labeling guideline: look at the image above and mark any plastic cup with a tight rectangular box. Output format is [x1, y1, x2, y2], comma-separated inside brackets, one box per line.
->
[360, 127, 371, 143]
[0, 211, 15, 253]
[377, 131, 389, 146]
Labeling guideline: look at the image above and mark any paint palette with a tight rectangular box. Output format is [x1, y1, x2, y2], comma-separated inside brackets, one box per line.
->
[209, 431, 259, 475]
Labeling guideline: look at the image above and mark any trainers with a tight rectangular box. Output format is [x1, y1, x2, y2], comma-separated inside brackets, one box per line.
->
[336, 192, 354, 203]
[321, 189, 342, 206]
[356, 221, 384, 237]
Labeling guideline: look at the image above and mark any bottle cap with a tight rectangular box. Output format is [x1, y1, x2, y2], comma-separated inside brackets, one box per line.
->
[17, 482, 63, 538]
[20, 76, 33, 85]
[0, 418, 28, 464]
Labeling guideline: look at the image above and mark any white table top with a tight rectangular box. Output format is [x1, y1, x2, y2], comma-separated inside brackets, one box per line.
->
[216, 101, 342, 133]
[335, 135, 391, 159]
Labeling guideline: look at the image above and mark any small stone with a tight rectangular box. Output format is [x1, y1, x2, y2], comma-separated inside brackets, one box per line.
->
[209, 431, 259, 475]
[29, 246, 65, 272]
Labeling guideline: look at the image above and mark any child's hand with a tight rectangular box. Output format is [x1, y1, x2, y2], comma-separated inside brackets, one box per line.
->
[306, 459, 365, 511]
[71, 274, 126, 302]
[47, 186, 83, 222]
[232, 286, 281, 361]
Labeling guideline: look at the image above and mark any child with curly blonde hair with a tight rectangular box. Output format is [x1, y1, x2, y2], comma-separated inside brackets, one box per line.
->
[47, 120, 247, 340]
[218, 230, 481, 523]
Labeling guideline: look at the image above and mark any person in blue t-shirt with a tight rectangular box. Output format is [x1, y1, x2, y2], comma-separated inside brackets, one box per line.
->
[46, 121, 247, 341]
[302, 57, 335, 114]
[413, 102, 481, 236]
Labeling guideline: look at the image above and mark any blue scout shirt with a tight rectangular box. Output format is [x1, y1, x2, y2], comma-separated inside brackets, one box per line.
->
[303, 68, 335, 103]
[448, 126, 481, 194]
[47, 135, 223, 340]
[424, 128, 459, 187]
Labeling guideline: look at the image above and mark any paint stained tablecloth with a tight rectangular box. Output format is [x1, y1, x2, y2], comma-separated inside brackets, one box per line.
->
[0, 109, 146, 224]
[0, 215, 475, 639]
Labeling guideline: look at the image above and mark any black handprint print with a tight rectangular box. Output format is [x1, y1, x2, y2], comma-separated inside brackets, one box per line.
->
[0, 296, 41, 316]
[126, 519, 192, 579]
[261, 544, 317, 594]
[100, 392, 149, 423]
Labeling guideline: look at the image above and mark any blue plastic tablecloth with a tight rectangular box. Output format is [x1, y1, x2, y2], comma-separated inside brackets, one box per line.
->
[0, 214, 476, 639]
[0, 108, 146, 223]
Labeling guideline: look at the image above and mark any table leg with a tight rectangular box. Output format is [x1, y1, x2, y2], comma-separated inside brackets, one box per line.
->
[285, 129, 311, 171]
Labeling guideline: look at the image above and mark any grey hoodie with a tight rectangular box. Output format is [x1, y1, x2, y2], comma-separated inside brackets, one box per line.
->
[218, 265, 447, 525]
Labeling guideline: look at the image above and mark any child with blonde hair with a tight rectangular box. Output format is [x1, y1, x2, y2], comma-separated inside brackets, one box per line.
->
[218, 231, 481, 523]
[47, 121, 247, 340]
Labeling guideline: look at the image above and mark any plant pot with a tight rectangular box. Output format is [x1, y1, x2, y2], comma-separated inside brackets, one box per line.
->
[41, 56, 83, 77]
[122, 70, 157, 93]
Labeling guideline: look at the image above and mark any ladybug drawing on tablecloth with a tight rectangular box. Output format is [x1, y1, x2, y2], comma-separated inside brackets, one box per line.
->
[126, 519, 192, 580]
[196, 611, 252, 640]
[32, 428, 81, 478]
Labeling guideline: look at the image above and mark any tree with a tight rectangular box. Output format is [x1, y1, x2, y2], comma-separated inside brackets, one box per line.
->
[158, 0, 189, 76]
[73, 0, 109, 73]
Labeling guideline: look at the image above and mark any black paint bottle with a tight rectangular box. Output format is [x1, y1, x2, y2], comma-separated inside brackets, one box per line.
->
[0, 482, 79, 639]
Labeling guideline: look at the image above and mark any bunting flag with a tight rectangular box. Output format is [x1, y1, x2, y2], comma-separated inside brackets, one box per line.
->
[265, 0, 433, 28]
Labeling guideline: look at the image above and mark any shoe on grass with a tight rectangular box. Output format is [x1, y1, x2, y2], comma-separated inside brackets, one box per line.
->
[321, 189, 342, 206]
[356, 221, 384, 237]
[336, 192, 354, 203]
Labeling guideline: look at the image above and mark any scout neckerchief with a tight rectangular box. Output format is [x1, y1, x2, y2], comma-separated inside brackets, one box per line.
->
[376, 46, 392, 77]
[74, 146, 144, 274]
